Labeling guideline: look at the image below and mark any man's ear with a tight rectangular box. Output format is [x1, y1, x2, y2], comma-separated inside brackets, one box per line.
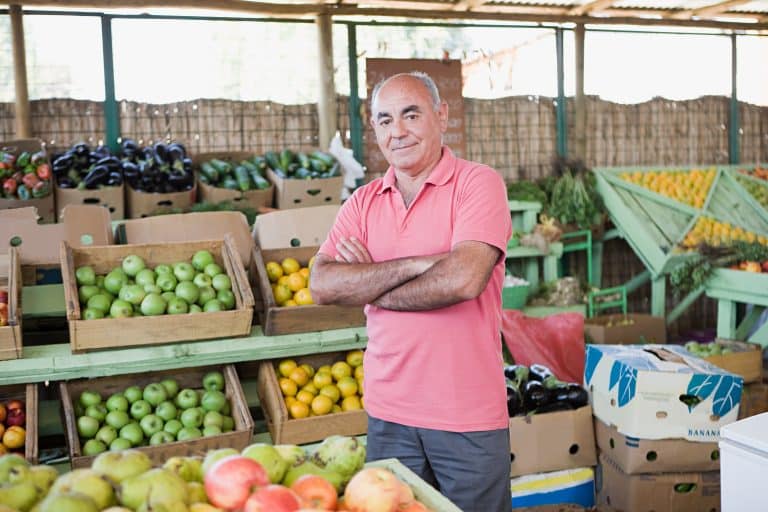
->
[438, 101, 449, 132]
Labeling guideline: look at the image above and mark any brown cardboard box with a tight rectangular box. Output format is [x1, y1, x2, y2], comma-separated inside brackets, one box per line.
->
[594, 419, 719, 474]
[194, 151, 274, 210]
[253, 205, 340, 249]
[0, 205, 113, 284]
[596, 454, 720, 512]
[738, 381, 768, 420]
[125, 182, 197, 218]
[267, 168, 343, 209]
[703, 339, 762, 383]
[0, 247, 22, 360]
[509, 405, 597, 478]
[0, 139, 56, 224]
[256, 351, 367, 444]
[584, 314, 667, 344]
[55, 182, 125, 221]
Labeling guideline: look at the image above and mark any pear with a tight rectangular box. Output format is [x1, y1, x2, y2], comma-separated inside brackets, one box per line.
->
[274, 444, 307, 467]
[0, 504, 21, 512]
[281, 460, 344, 492]
[28, 466, 59, 495]
[189, 504, 223, 512]
[201, 449, 238, 476]
[186, 481, 207, 504]
[50, 469, 115, 510]
[92, 450, 152, 484]
[0, 480, 39, 512]
[7, 465, 31, 484]
[241, 443, 288, 484]
[118, 468, 188, 510]
[38, 491, 99, 512]
[312, 435, 366, 483]
[137, 499, 189, 512]
[102, 508, 133, 512]
[0, 454, 30, 484]
[163, 456, 203, 483]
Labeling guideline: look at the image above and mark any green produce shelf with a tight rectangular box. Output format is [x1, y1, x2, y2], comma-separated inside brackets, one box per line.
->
[706, 268, 768, 346]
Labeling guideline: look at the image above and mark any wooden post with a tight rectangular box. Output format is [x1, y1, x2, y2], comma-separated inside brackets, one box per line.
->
[316, 12, 337, 150]
[10, 4, 32, 138]
[574, 23, 586, 161]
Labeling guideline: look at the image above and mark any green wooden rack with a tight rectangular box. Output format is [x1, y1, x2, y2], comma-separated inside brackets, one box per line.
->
[506, 200, 562, 293]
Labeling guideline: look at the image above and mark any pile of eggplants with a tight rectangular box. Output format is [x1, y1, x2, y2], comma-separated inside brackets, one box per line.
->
[52, 143, 123, 190]
[504, 363, 589, 417]
[120, 139, 194, 194]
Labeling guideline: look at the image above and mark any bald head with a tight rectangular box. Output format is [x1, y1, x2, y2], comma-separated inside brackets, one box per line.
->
[371, 72, 442, 112]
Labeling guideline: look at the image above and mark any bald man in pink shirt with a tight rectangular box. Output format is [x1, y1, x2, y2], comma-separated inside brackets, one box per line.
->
[311, 71, 512, 511]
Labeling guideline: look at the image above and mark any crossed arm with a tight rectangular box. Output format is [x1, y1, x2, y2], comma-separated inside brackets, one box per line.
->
[309, 237, 501, 311]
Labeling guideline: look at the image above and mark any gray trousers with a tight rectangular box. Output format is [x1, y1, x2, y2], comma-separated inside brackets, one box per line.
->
[366, 415, 512, 512]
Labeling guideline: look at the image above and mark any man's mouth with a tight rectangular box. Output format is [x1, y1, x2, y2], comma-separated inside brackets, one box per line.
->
[391, 142, 416, 151]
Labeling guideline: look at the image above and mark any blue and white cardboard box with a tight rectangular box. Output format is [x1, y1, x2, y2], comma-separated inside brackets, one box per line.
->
[511, 467, 595, 509]
[584, 344, 743, 442]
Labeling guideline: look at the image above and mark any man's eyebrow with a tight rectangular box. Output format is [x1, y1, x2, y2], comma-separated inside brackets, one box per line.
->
[376, 111, 392, 120]
[401, 105, 420, 116]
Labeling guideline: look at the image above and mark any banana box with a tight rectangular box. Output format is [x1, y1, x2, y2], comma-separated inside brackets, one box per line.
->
[511, 467, 595, 510]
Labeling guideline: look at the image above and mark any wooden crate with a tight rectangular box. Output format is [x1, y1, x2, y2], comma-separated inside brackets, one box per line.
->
[0, 247, 22, 361]
[60, 364, 253, 469]
[194, 151, 274, 210]
[738, 381, 768, 420]
[252, 245, 365, 335]
[703, 339, 763, 384]
[0, 383, 38, 463]
[60, 236, 254, 352]
[256, 351, 367, 445]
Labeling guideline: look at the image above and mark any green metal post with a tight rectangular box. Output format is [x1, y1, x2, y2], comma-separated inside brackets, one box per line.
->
[101, 15, 120, 153]
[555, 28, 567, 158]
[347, 23, 364, 168]
[729, 33, 739, 164]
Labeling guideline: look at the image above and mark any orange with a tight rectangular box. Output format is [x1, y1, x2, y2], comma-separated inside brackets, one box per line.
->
[308, 256, 316, 269]
[278, 359, 298, 378]
[354, 365, 364, 380]
[277, 275, 290, 287]
[294, 288, 313, 306]
[286, 272, 307, 293]
[296, 390, 315, 406]
[299, 363, 315, 379]
[317, 365, 332, 375]
[265, 261, 284, 283]
[299, 267, 310, 280]
[319, 384, 341, 404]
[289, 401, 310, 419]
[313, 372, 333, 389]
[311, 394, 334, 415]
[332, 405, 342, 414]
[289, 367, 310, 387]
[281, 257, 301, 276]
[301, 383, 318, 396]
[341, 395, 362, 411]
[273, 284, 293, 306]
[346, 350, 364, 368]
[337, 376, 359, 398]
[331, 361, 352, 382]
[284, 396, 298, 409]
[279, 378, 298, 397]
[357, 378, 364, 395]
[283, 299, 298, 307]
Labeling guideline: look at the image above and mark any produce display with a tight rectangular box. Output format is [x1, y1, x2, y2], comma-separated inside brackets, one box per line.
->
[684, 341, 735, 357]
[264, 149, 340, 180]
[681, 216, 767, 248]
[619, 167, 716, 209]
[737, 166, 768, 181]
[198, 157, 271, 191]
[75, 250, 237, 319]
[544, 158, 603, 230]
[504, 363, 589, 417]
[0, 433, 434, 512]
[277, 350, 365, 419]
[0, 399, 26, 456]
[0, 149, 52, 200]
[0, 289, 7, 327]
[73, 370, 234, 455]
[52, 143, 123, 190]
[735, 174, 768, 209]
[120, 139, 194, 194]
[266, 257, 314, 307]
[670, 241, 768, 293]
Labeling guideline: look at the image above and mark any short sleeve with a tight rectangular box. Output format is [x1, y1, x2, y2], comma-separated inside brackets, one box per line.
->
[451, 166, 511, 253]
[317, 190, 365, 259]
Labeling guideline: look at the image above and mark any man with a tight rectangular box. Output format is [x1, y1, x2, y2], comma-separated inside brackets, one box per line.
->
[310, 71, 512, 511]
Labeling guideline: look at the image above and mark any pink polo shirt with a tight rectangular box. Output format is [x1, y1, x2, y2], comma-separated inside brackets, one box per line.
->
[318, 148, 511, 431]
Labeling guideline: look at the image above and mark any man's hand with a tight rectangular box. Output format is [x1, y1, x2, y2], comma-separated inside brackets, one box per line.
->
[335, 237, 372, 264]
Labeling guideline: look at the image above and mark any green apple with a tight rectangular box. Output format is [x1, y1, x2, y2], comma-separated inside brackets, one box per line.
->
[124, 385, 143, 404]
[140, 293, 166, 316]
[160, 379, 179, 398]
[203, 299, 223, 312]
[105, 410, 131, 430]
[176, 427, 202, 442]
[203, 371, 225, 392]
[176, 281, 200, 305]
[110, 299, 133, 318]
[76, 265, 97, 286]
[119, 422, 144, 446]
[142, 383, 168, 407]
[212, 274, 231, 292]
[203, 410, 224, 429]
[103, 269, 128, 295]
[134, 268, 156, 287]
[175, 389, 199, 409]
[87, 293, 112, 314]
[193, 273, 212, 289]
[109, 437, 132, 451]
[156, 273, 178, 292]
[202, 425, 222, 437]
[197, 286, 216, 306]
[201, 390, 227, 413]
[85, 403, 108, 422]
[95, 274, 105, 288]
[83, 307, 105, 320]
[118, 284, 146, 306]
[161, 291, 177, 303]
[122, 255, 146, 277]
[155, 401, 178, 422]
[192, 250, 215, 271]
[130, 400, 152, 420]
[79, 390, 102, 408]
[78, 284, 101, 304]
[77, 415, 100, 438]
[180, 408, 203, 429]
[220, 400, 231, 416]
[139, 414, 164, 437]
[82, 439, 106, 457]
[106, 393, 129, 412]
[163, 419, 183, 437]
[222, 416, 235, 432]
[167, 297, 189, 315]
[149, 431, 175, 445]
[189, 304, 203, 314]
[143, 284, 162, 295]
[95, 425, 118, 446]
[173, 262, 196, 282]
[217, 290, 236, 310]
[204, 263, 224, 278]
[155, 264, 173, 275]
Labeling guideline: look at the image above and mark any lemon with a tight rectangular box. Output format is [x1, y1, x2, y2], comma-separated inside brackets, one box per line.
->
[341, 395, 363, 411]
[277, 275, 290, 287]
[278, 359, 298, 378]
[281, 257, 301, 275]
[319, 384, 341, 404]
[354, 365, 364, 380]
[337, 376, 358, 398]
[273, 284, 293, 306]
[294, 288, 313, 306]
[265, 261, 284, 283]
[313, 372, 333, 389]
[284, 300, 298, 307]
[331, 361, 352, 382]
[289, 367, 310, 387]
[301, 382, 318, 396]
[296, 390, 314, 406]
[299, 267, 310, 280]
[311, 394, 334, 415]
[299, 363, 315, 378]
[289, 401, 309, 419]
[279, 377, 297, 397]
[332, 404, 342, 413]
[286, 272, 307, 293]
[317, 365, 332, 375]
[346, 349, 364, 368]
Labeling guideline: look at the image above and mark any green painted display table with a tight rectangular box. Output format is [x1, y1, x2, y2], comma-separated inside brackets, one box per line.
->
[706, 269, 768, 346]
[22, 284, 66, 318]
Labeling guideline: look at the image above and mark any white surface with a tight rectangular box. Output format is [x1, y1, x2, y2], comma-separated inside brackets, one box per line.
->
[721, 412, 768, 455]
[720, 415, 768, 512]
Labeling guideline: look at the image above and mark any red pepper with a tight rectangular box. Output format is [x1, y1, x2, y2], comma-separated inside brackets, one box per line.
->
[35, 163, 51, 180]
[21, 173, 39, 189]
[3, 178, 17, 196]
[0, 162, 8, 171]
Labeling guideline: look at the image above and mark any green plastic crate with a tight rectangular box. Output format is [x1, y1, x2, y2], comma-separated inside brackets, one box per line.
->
[502, 284, 530, 309]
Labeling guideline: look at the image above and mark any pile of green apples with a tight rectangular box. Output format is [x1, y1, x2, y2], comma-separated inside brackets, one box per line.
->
[74, 371, 235, 456]
[684, 341, 734, 358]
[75, 249, 237, 319]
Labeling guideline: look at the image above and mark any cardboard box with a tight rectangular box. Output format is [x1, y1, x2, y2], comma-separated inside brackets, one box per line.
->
[60, 365, 253, 468]
[194, 151, 275, 210]
[0, 139, 56, 224]
[584, 344, 743, 442]
[256, 351, 367, 444]
[584, 313, 667, 344]
[267, 168, 343, 209]
[0, 247, 22, 360]
[511, 467, 595, 510]
[55, 182, 125, 221]
[509, 405, 597, 477]
[60, 236, 254, 352]
[0, 205, 113, 285]
[738, 381, 768, 420]
[0, 383, 38, 463]
[702, 339, 762, 384]
[125, 182, 197, 218]
[594, 418, 720, 474]
[252, 206, 365, 335]
[596, 454, 720, 512]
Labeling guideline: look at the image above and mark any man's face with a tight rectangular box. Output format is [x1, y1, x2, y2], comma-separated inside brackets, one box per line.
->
[370, 76, 448, 176]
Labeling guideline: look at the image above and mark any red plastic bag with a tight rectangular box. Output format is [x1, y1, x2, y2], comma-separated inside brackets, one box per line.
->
[501, 310, 585, 383]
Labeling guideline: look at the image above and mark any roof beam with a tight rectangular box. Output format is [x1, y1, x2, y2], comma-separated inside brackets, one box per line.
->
[667, 0, 752, 20]
[453, 0, 489, 12]
[568, 0, 616, 16]
[0, 0, 324, 15]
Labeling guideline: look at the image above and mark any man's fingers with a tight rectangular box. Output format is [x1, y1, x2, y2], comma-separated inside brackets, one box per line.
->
[346, 238, 372, 263]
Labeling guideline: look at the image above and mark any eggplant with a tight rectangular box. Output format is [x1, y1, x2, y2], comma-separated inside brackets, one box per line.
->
[503, 365, 530, 389]
[73, 143, 90, 157]
[82, 165, 109, 189]
[93, 145, 111, 158]
[153, 143, 168, 165]
[57, 177, 75, 189]
[168, 170, 193, 190]
[528, 364, 555, 383]
[106, 170, 123, 187]
[506, 382, 524, 417]
[565, 384, 589, 409]
[167, 142, 186, 162]
[122, 161, 140, 180]
[523, 380, 551, 411]
[96, 156, 121, 172]
[532, 401, 573, 415]
[121, 139, 139, 157]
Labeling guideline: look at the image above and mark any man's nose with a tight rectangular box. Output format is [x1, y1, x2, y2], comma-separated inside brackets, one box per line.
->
[390, 118, 407, 137]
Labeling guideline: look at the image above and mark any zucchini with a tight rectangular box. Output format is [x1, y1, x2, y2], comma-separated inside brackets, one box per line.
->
[222, 177, 239, 190]
[200, 162, 220, 183]
[311, 150, 336, 167]
[279, 149, 295, 171]
[294, 167, 312, 180]
[297, 152, 311, 170]
[234, 165, 251, 192]
[252, 155, 267, 171]
[249, 169, 271, 190]
[209, 159, 231, 175]
[264, 151, 282, 172]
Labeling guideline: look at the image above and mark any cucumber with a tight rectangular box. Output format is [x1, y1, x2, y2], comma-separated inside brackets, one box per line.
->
[234, 165, 251, 192]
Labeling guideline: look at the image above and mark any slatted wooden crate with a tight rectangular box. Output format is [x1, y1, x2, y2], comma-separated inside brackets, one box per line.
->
[0, 247, 22, 361]
[0, 383, 38, 463]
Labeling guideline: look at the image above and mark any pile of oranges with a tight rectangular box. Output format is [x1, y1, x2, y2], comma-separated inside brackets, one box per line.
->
[681, 216, 768, 248]
[265, 257, 314, 307]
[276, 350, 365, 420]
[619, 168, 716, 209]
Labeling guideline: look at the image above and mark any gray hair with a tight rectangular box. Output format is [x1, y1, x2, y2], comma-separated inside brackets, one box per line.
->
[370, 71, 442, 112]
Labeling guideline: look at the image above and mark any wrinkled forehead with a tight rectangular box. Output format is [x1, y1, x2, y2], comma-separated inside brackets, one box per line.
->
[372, 76, 432, 114]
